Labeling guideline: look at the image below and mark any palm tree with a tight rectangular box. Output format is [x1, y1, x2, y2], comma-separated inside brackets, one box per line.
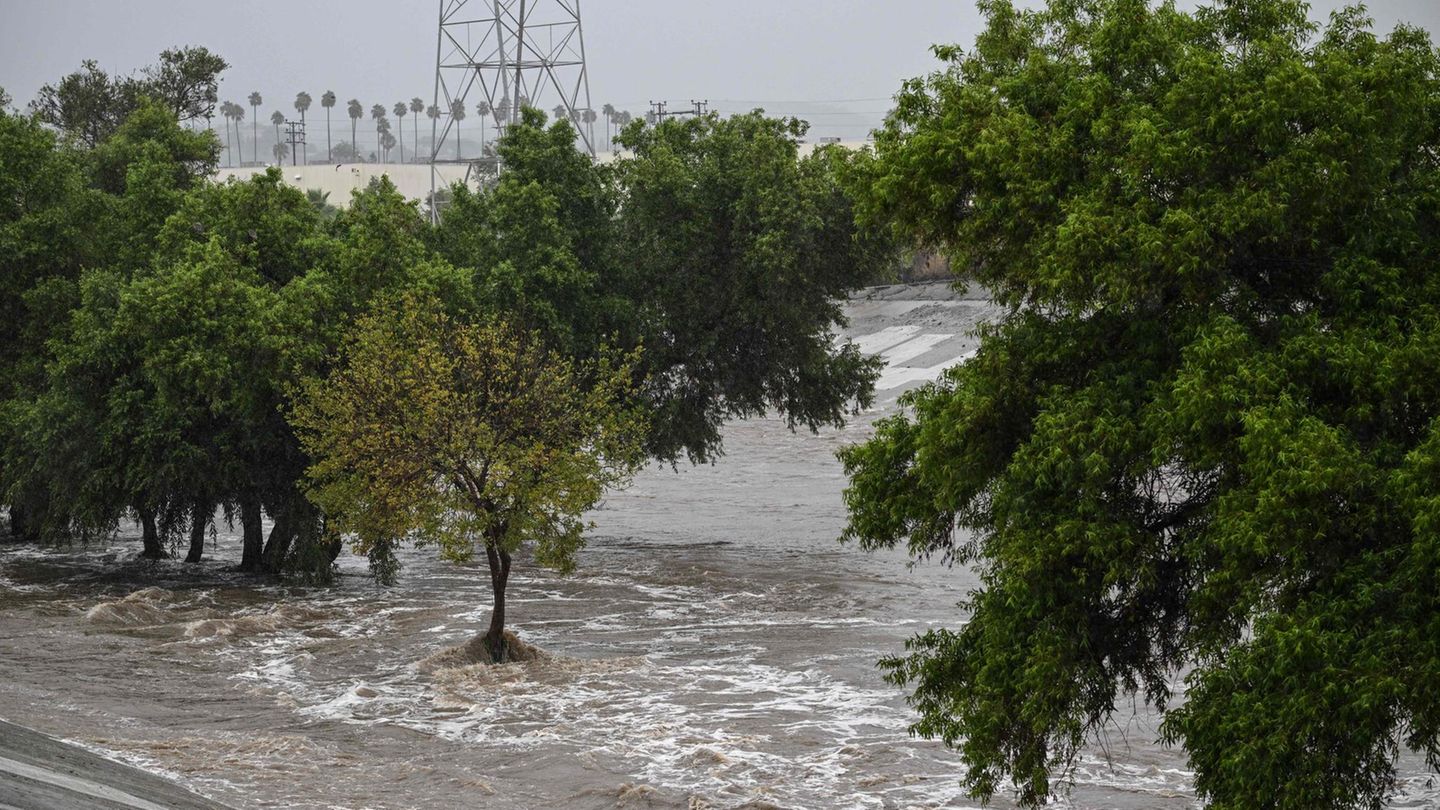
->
[410, 97, 425, 160]
[450, 99, 466, 160]
[293, 92, 312, 163]
[233, 104, 246, 165]
[552, 103, 567, 122]
[270, 110, 285, 165]
[248, 92, 262, 163]
[601, 102, 615, 151]
[476, 100, 492, 154]
[370, 104, 386, 163]
[218, 101, 234, 167]
[346, 99, 363, 161]
[426, 104, 440, 159]
[381, 130, 397, 163]
[496, 96, 511, 127]
[393, 102, 408, 163]
[581, 108, 597, 149]
[321, 91, 337, 161]
[272, 142, 288, 164]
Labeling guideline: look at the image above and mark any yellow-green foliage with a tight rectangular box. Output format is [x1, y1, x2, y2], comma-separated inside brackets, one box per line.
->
[292, 294, 647, 582]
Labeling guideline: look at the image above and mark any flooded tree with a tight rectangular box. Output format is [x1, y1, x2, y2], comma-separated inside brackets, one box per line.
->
[293, 296, 646, 662]
[839, 0, 1440, 807]
[3, 62, 889, 589]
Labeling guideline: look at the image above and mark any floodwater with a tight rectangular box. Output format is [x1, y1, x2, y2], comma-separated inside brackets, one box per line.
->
[0, 286, 1435, 809]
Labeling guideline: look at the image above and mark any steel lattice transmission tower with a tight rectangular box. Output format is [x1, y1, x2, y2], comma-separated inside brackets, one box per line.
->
[428, 0, 595, 207]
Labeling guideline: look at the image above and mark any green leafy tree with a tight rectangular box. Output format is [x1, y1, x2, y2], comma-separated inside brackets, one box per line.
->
[330, 140, 361, 163]
[434, 109, 889, 464]
[321, 90, 336, 161]
[5, 101, 230, 555]
[293, 296, 646, 660]
[31, 48, 228, 147]
[137, 47, 227, 125]
[837, 1, 1440, 807]
[613, 112, 889, 461]
[88, 99, 219, 199]
[0, 106, 99, 541]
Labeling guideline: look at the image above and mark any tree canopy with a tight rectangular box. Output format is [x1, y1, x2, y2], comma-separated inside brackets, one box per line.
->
[3, 67, 891, 596]
[293, 296, 647, 658]
[30, 48, 227, 147]
[839, 0, 1440, 807]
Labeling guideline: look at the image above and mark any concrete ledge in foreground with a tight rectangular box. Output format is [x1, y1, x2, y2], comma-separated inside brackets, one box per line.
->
[0, 720, 229, 810]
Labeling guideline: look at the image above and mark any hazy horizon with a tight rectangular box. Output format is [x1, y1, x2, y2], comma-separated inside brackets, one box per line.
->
[2, 1, 1437, 143]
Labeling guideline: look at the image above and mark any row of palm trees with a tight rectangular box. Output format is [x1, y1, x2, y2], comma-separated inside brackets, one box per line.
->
[215, 90, 641, 168]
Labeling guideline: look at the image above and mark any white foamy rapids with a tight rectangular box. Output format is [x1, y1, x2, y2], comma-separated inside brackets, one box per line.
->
[85, 587, 187, 626]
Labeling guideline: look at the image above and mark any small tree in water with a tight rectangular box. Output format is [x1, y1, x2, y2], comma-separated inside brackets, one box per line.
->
[292, 295, 646, 662]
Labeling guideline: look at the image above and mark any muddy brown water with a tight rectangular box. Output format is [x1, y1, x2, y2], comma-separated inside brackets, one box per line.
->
[1, 289, 1436, 808]
[0, 414, 1189, 809]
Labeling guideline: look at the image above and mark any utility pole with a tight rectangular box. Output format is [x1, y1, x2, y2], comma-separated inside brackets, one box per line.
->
[649, 99, 708, 121]
[284, 119, 307, 167]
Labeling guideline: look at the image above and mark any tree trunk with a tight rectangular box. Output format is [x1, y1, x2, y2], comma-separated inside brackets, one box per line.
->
[138, 505, 164, 560]
[185, 500, 209, 563]
[261, 511, 293, 573]
[482, 540, 512, 663]
[238, 497, 264, 572]
[323, 519, 343, 564]
[7, 505, 31, 542]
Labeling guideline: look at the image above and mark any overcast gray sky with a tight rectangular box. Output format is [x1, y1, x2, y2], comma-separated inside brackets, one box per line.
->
[2, 1, 1437, 141]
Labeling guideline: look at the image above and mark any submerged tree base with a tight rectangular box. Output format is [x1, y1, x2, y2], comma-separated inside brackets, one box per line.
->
[419, 629, 546, 671]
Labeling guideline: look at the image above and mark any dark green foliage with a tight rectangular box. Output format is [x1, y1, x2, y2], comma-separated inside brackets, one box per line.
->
[30, 48, 227, 148]
[615, 113, 890, 462]
[839, 1, 1440, 807]
[2, 69, 884, 585]
[436, 108, 890, 463]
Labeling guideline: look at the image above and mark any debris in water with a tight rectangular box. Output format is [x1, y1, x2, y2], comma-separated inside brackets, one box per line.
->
[417, 629, 546, 671]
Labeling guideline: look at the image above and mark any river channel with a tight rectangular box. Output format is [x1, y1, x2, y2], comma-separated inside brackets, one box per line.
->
[0, 285, 1434, 809]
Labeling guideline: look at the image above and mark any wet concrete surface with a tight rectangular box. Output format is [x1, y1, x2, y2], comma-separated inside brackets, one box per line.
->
[0, 719, 228, 809]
